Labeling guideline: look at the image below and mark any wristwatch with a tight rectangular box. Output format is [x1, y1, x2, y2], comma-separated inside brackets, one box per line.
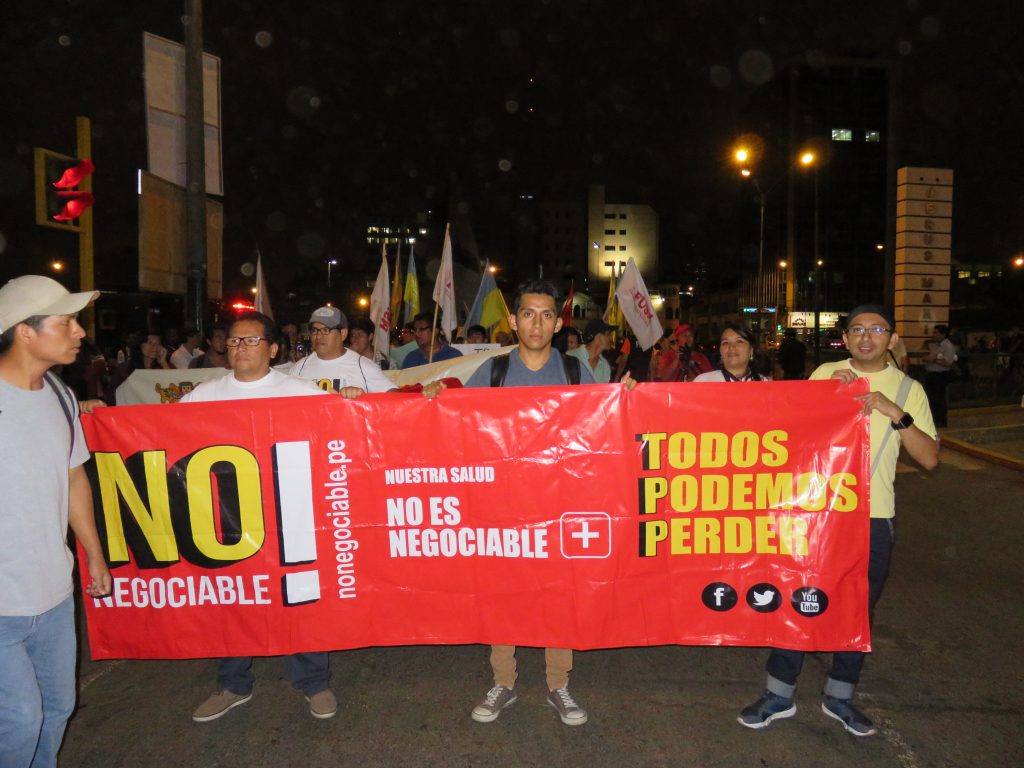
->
[891, 412, 914, 431]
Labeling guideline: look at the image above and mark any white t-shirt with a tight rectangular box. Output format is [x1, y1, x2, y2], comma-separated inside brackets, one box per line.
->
[810, 361, 937, 518]
[693, 369, 769, 382]
[170, 344, 199, 369]
[285, 351, 395, 394]
[180, 369, 328, 402]
[0, 376, 90, 616]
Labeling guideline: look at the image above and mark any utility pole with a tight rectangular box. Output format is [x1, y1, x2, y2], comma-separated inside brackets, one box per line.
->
[183, 0, 207, 334]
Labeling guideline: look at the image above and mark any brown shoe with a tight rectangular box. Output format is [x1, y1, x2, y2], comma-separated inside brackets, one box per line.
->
[306, 689, 338, 719]
[192, 689, 252, 722]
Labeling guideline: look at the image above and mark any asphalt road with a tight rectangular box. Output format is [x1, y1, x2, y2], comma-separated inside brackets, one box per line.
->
[60, 443, 1022, 768]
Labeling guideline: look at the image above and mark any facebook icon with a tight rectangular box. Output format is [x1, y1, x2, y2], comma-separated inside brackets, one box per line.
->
[701, 582, 738, 612]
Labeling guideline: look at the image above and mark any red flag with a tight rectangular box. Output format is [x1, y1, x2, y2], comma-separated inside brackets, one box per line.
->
[559, 280, 575, 327]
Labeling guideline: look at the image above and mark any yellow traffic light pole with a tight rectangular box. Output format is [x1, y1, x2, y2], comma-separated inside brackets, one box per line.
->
[76, 115, 95, 339]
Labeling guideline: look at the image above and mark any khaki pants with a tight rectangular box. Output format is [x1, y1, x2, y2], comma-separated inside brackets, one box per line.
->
[489, 645, 572, 691]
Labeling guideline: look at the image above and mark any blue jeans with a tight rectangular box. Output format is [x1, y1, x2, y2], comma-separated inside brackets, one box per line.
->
[766, 518, 895, 699]
[0, 596, 77, 768]
[217, 653, 330, 696]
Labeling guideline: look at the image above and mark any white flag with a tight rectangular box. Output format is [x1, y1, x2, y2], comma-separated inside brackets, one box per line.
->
[615, 257, 663, 350]
[433, 223, 457, 342]
[254, 254, 273, 320]
[369, 254, 391, 363]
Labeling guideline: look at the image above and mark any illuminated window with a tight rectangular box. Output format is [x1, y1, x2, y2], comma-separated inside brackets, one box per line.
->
[977, 270, 991, 278]
[957, 270, 971, 279]
[865, 130, 881, 142]
[831, 128, 853, 141]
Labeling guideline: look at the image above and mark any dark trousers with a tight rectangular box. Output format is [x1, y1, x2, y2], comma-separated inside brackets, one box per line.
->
[924, 370, 952, 427]
[217, 653, 330, 696]
[766, 518, 894, 688]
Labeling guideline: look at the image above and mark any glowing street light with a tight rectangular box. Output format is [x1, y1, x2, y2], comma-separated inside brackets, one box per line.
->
[1014, 255, 1024, 268]
[49, 260, 64, 272]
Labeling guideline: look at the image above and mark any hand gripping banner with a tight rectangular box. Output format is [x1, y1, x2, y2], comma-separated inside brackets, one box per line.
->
[80, 380, 871, 659]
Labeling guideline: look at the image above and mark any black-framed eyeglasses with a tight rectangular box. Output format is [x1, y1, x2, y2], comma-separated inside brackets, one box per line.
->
[846, 325, 891, 337]
[226, 336, 269, 347]
[309, 326, 338, 336]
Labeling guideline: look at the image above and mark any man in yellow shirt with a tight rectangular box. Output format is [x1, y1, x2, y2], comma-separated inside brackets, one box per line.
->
[738, 305, 939, 736]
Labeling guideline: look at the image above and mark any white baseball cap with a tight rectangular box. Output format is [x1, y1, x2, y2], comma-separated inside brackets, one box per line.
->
[0, 275, 99, 334]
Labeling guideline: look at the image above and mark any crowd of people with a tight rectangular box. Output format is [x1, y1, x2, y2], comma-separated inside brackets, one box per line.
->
[2, 272, 946, 768]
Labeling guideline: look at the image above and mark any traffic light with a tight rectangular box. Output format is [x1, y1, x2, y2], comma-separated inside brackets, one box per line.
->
[34, 148, 94, 232]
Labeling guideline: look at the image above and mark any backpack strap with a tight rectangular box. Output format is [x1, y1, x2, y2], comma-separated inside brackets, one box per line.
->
[562, 353, 581, 385]
[490, 353, 511, 387]
[44, 370, 77, 455]
[869, 373, 914, 478]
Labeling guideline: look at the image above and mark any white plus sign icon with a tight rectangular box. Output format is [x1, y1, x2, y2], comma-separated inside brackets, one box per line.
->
[572, 521, 601, 549]
[559, 512, 611, 559]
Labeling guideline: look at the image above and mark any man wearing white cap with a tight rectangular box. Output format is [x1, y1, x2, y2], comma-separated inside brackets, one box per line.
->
[0, 275, 112, 768]
[285, 305, 396, 395]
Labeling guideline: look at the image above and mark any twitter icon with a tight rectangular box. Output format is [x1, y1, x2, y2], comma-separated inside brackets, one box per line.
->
[746, 583, 782, 613]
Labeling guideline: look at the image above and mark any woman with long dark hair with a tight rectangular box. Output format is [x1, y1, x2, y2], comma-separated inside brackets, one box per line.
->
[694, 323, 770, 382]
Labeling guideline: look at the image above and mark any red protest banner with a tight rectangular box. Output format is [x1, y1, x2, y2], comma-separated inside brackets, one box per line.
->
[80, 380, 871, 660]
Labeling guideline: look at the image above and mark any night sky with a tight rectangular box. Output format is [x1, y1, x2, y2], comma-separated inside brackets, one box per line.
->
[1, 0, 1021, 318]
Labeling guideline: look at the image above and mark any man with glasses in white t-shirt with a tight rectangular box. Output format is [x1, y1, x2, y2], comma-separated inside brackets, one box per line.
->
[182, 312, 339, 722]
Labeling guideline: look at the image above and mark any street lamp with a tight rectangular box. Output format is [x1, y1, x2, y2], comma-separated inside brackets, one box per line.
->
[326, 258, 338, 288]
[800, 151, 823, 365]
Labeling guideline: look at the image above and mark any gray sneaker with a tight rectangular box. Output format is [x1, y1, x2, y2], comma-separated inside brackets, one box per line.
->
[471, 685, 517, 723]
[192, 689, 252, 722]
[821, 695, 876, 736]
[305, 689, 338, 720]
[737, 690, 796, 729]
[547, 686, 588, 725]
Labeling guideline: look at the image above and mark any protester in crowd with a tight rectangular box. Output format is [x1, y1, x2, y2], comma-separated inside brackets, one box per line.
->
[738, 304, 938, 737]
[389, 322, 418, 369]
[162, 327, 180, 358]
[286, 306, 395, 395]
[922, 323, 956, 427]
[776, 328, 807, 380]
[189, 324, 230, 369]
[169, 327, 201, 369]
[346, 317, 378, 363]
[564, 327, 583, 352]
[104, 332, 172, 403]
[466, 325, 488, 344]
[695, 323, 770, 381]
[655, 324, 712, 381]
[0, 275, 112, 767]
[423, 279, 635, 727]
[181, 312, 339, 722]
[276, 321, 306, 365]
[401, 312, 463, 368]
[569, 318, 614, 383]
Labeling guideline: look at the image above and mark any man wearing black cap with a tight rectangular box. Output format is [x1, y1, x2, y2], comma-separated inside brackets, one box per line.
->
[0, 275, 112, 767]
[286, 306, 395, 395]
[738, 304, 939, 737]
[569, 318, 615, 383]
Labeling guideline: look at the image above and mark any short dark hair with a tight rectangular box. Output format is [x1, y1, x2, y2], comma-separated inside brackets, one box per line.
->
[934, 324, 949, 336]
[231, 311, 279, 345]
[0, 315, 46, 353]
[511, 279, 559, 313]
[412, 312, 432, 327]
[206, 322, 229, 339]
[466, 324, 487, 338]
[349, 316, 375, 335]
